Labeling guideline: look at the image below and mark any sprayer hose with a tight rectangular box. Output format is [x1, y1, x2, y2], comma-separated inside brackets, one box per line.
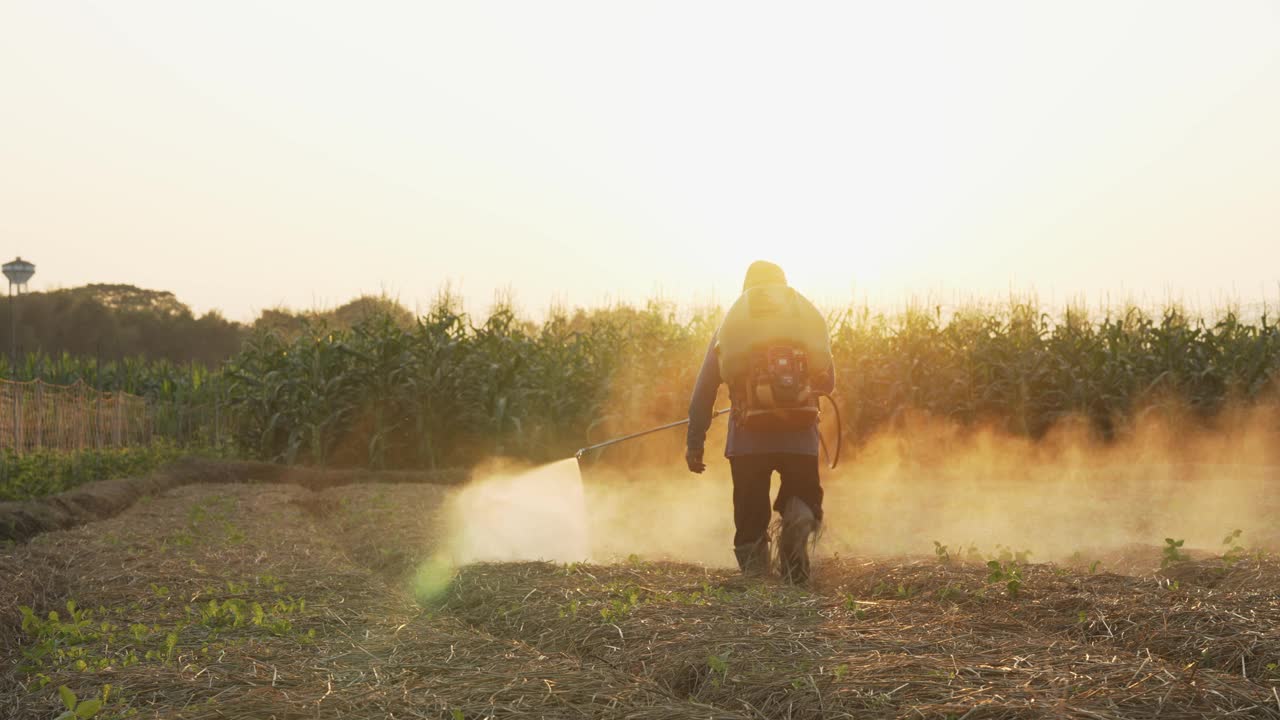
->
[818, 394, 842, 470]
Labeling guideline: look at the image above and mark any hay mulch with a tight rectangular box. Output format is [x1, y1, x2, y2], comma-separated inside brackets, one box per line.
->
[443, 556, 1280, 718]
[3, 472, 1280, 718]
[0, 458, 468, 544]
[0, 480, 749, 719]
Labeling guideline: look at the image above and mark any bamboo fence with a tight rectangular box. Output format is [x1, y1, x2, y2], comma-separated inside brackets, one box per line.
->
[0, 378, 204, 453]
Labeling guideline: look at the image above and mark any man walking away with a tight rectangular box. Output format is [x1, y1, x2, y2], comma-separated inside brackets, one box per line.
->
[685, 261, 835, 583]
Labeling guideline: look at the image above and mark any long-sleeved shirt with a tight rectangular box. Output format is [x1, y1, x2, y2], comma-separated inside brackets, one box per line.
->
[686, 332, 836, 457]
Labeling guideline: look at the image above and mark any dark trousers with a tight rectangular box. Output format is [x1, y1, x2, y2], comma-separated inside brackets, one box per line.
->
[728, 453, 824, 547]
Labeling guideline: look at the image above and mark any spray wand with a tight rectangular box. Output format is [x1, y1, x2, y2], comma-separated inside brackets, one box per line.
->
[575, 408, 731, 462]
[575, 397, 841, 469]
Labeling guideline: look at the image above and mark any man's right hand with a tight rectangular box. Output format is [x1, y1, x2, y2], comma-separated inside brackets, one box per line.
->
[685, 447, 706, 474]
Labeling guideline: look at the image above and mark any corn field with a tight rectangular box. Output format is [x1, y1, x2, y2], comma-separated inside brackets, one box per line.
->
[218, 298, 1280, 469]
[221, 300, 719, 468]
[6, 298, 1278, 468]
[831, 303, 1280, 441]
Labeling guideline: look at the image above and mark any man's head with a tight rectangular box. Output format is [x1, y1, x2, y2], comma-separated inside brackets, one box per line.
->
[742, 261, 787, 291]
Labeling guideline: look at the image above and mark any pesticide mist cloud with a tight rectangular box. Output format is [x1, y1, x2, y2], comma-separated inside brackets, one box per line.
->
[444, 401, 1279, 571]
[448, 458, 590, 564]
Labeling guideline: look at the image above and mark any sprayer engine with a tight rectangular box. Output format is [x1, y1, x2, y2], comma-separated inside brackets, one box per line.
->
[733, 344, 820, 432]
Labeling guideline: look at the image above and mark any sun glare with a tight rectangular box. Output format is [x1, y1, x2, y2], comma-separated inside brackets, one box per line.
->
[2, 2, 1276, 317]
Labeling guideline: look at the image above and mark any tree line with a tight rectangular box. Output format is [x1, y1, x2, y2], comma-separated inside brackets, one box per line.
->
[0, 284, 412, 368]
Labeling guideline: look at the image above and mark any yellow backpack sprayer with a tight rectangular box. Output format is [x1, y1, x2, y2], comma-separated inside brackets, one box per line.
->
[576, 283, 842, 469]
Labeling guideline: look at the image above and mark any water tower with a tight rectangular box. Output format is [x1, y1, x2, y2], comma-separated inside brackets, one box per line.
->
[3, 257, 35, 364]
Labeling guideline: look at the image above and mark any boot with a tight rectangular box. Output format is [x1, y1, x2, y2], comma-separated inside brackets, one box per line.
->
[734, 537, 770, 577]
[779, 497, 817, 584]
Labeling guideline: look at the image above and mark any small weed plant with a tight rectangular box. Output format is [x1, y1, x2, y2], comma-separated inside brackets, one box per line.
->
[986, 561, 1024, 598]
[598, 582, 647, 622]
[706, 652, 731, 687]
[55, 684, 109, 720]
[933, 541, 951, 564]
[992, 545, 1032, 565]
[842, 594, 868, 619]
[1220, 529, 1246, 568]
[1161, 538, 1188, 568]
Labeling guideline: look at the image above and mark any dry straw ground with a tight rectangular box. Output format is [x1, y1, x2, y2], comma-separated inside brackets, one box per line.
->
[2, 463, 1279, 719]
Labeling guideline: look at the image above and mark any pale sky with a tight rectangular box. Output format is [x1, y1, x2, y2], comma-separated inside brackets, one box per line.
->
[2, 1, 1278, 321]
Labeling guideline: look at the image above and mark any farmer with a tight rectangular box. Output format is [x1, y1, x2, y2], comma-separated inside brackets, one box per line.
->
[685, 260, 835, 583]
